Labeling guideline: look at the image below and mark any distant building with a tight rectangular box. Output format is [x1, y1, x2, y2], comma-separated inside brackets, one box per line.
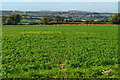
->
[81, 19, 86, 22]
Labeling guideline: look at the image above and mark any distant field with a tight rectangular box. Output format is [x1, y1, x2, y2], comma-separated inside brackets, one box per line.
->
[2, 25, 118, 78]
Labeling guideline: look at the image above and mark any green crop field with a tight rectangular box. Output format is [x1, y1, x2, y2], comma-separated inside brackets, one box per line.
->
[2, 26, 118, 78]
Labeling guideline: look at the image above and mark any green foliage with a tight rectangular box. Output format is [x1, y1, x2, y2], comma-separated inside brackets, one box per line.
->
[2, 16, 8, 25]
[5, 14, 22, 25]
[28, 22, 39, 25]
[110, 13, 120, 24]
[41, 17, 51, 24]
[55, 16, 62, 22]
[68, 19, 74, 22]
[2, 26, 118, 78]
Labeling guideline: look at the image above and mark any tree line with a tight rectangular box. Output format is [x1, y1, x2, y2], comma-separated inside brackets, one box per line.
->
[2, 13, 120, 25]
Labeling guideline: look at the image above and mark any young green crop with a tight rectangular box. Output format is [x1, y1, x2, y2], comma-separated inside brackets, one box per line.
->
[2, 26, 118, 78]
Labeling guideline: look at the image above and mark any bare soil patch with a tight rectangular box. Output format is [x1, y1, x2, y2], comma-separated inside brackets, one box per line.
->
[1, 24, 118, 27]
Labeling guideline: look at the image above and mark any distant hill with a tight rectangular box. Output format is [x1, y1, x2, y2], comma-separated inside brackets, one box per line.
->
[1, 10, 115, 15]
[68, 10, 88, 12]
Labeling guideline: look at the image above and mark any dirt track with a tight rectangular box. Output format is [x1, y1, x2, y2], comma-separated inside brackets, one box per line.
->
[1, 24, 119, 27]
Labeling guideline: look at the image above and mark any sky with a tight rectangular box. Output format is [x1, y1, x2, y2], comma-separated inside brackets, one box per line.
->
[1, 0, 120, 2]
[1, 0, 119, 13]
[1, 2, 118, 13]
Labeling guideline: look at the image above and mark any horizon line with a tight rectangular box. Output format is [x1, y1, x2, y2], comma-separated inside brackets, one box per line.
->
[1, 9, 117, 13]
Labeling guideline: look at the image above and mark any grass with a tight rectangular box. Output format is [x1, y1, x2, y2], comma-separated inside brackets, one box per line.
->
[2, 25, 118, 78]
